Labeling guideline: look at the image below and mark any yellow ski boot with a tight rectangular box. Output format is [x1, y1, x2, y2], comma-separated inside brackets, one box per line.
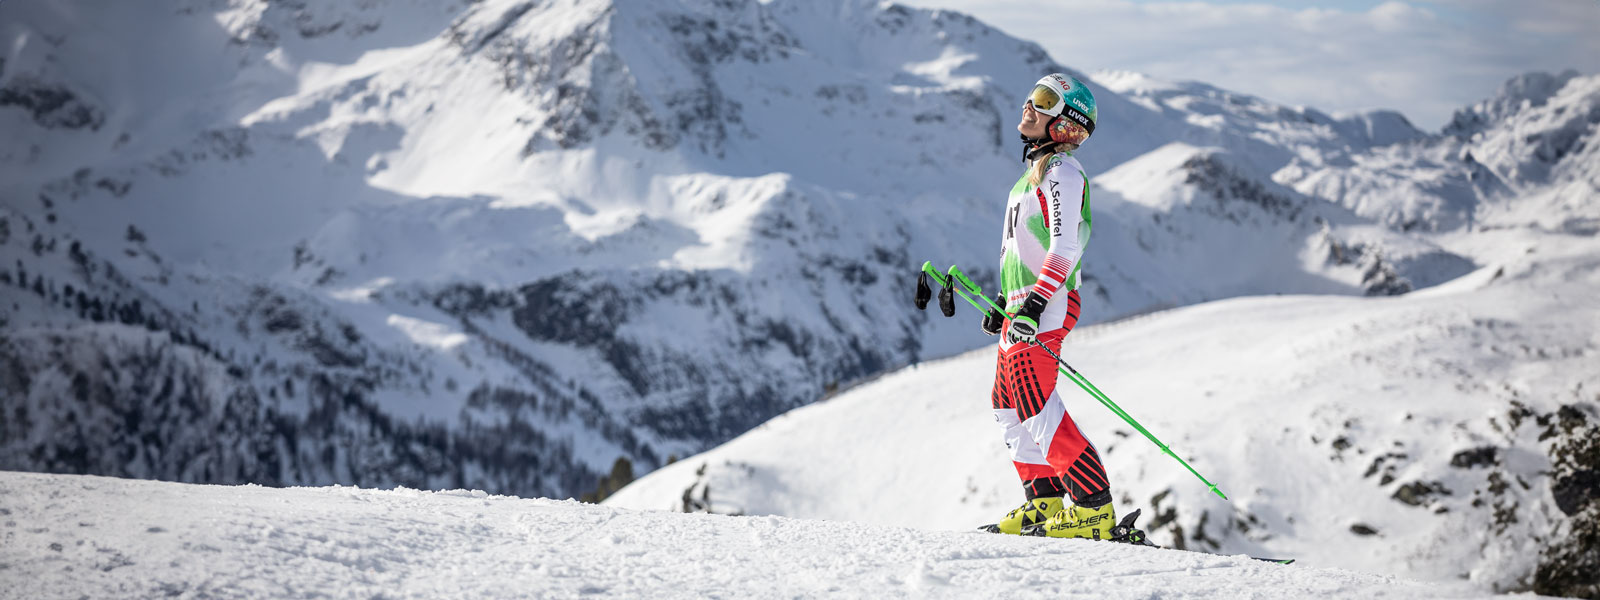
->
[1024, 501, 1116, 539]
[979, 497, 1067, 535]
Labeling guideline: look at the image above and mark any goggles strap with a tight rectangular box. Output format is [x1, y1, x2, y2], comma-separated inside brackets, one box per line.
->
[1059, 104, 1096, 136]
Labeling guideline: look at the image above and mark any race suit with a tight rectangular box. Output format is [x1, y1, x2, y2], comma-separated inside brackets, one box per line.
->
[991, 152, 1107, 503]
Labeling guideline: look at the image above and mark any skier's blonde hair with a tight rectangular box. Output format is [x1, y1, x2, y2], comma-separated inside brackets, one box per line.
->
[1028, 143, 1078, 187]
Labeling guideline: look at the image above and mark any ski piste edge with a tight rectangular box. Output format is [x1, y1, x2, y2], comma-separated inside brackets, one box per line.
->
[977, 508, 1296, 565]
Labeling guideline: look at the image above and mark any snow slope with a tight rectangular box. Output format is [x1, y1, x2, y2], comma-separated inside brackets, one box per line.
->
[607, 217, 1600, 595]
[0, 470, 1523, 599]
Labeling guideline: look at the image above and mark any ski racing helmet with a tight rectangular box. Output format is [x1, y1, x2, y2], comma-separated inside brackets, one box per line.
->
[1026, 73, 1097, 146]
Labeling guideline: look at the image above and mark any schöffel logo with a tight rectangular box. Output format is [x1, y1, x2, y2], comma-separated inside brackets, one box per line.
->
[1048, 181, 1062, 235]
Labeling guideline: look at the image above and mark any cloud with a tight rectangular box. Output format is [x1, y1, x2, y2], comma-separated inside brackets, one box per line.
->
[1368, 1, 1435, 31]
[895, 0, 1600, 130]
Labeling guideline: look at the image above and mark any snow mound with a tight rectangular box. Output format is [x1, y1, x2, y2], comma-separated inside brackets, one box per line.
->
[1, 471, 1509, 599]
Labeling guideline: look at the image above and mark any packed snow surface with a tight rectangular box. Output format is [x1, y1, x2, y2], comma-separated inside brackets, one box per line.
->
[0, 471, 1521, 599]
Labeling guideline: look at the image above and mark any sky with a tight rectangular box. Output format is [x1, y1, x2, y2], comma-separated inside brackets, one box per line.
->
[894, 0, 1600, 131]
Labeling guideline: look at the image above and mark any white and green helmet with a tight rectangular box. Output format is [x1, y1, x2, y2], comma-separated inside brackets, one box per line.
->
[1026, 73, 1097, 146]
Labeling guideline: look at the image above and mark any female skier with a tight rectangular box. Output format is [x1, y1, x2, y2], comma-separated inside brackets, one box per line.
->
[979, 73, 1112, 539]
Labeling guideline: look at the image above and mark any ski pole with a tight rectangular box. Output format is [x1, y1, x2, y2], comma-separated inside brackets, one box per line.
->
[917, 261, 1229, 500]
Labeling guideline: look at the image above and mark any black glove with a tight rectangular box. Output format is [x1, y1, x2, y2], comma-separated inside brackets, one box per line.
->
[1006, 292, 1049, 346]
[914, 271, 932, 310]
[981, 293, 1007, 335]
[938, 280, 955, 317]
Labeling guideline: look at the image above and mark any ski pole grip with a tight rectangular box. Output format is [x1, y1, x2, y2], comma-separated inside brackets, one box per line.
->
[943, 265, 1005, 313]
[945, 266, 982, 295]
[921, 261, 950, 287]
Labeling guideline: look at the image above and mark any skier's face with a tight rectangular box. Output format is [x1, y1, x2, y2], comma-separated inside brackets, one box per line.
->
[1018, 102, 1049, 139]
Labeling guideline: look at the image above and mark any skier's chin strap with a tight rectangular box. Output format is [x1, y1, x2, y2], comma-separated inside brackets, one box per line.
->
[1021, 134, 1061, 163]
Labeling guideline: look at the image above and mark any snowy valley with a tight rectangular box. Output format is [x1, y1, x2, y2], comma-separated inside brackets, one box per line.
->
[1, 0, 1597, 597]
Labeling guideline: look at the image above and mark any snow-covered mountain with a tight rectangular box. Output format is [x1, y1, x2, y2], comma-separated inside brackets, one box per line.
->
[2, 5, 1596, 591]
[3, 0, 1078, 498]
[4, 0, 1597, 596]
[0, 470, 1534, 599]
[0, 0, 1494, 501]
[1276, 70, 1600, 233]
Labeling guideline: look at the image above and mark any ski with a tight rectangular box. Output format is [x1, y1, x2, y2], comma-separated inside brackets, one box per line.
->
[977, 508, 1295, 565]
[1103, 509, 1295, 565]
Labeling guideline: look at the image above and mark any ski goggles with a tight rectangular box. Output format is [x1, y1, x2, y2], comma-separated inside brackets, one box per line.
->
[1026, 83, 1095, 136]
[1026, 84, 1067, 117]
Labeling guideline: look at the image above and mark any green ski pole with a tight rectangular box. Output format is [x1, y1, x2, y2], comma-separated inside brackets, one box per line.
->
[919, 261, 1229, 500]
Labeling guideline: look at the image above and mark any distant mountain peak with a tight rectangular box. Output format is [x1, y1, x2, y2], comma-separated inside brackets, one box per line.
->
[1442, 70, 1582, 138]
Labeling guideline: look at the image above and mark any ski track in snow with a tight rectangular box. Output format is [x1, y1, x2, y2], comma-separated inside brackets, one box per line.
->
[0, 471, 1509, 600]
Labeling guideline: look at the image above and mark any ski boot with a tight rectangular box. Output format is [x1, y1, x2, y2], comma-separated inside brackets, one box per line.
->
[978, 496, 1067, 535]
[1022, 501, 1116, 539]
